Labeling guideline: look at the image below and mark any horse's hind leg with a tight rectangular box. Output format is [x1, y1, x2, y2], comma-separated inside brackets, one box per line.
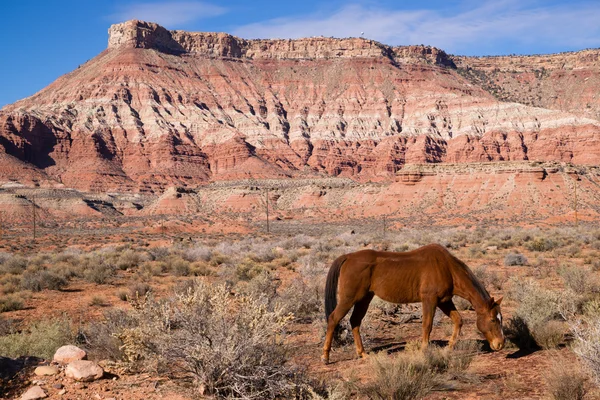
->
[438, 300, 463, 348]
[350, 292, 374, 359]
[322, 299, 355, 364]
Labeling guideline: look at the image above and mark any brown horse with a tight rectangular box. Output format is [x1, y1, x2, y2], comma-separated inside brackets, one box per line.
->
[322, 244, 504, 364]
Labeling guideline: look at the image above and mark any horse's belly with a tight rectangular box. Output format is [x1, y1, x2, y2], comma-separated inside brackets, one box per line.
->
[376, 292, 421, 304]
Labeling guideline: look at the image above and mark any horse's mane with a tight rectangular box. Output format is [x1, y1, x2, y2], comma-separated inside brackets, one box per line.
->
[448, 251, 491, 303]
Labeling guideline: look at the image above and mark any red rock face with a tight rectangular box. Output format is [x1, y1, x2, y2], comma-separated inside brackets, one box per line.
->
[0, 20, 598, 192]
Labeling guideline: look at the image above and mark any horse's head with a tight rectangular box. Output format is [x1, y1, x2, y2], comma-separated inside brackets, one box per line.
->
[476, 297, 505, 351]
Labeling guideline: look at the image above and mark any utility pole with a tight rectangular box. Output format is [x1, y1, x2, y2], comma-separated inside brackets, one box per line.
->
[32, 195, 37, 241]
[265, 188, 270, 234]
[383, 214, 387, 239]
[574, 174, 578, 227]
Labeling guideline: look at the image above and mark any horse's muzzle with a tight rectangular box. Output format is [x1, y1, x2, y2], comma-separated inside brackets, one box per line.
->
[490, 339, 505, 351]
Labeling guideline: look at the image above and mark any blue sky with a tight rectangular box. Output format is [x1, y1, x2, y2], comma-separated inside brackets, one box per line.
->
[1, 0, 599, 108]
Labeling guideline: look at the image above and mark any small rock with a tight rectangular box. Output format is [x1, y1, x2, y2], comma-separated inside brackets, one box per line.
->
[65, 360, 104, 382]
[94, 394, 102, 399]
[486, 245, 498, 251]
[53, 345, 87, 363]
[58, 389, 67, 395]
[52, 383, 64, 389]
[34, 366, 59, 376]
[20, 385, 47, 400]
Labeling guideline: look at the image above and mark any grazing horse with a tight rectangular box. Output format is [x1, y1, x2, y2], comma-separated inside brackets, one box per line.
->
[322, 244, 504, 364]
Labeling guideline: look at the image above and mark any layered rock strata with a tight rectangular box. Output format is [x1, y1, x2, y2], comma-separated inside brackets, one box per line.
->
[0, 20, 598, 192]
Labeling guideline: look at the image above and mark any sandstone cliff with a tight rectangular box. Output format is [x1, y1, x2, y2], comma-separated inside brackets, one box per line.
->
[0, 20, 598, 192]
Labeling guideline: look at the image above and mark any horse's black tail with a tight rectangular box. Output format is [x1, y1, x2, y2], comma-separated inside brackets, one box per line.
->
[325, 255, 346, 321]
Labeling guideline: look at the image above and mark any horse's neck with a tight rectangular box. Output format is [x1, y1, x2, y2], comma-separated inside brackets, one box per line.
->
[452, 267, 490, 313]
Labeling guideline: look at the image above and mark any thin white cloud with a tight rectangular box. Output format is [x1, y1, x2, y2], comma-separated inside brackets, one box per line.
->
[110, 1, 226, 28]
[232, 1, 600, 55]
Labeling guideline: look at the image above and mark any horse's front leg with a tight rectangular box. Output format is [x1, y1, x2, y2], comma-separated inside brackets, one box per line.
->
[421, 298, 437, 349]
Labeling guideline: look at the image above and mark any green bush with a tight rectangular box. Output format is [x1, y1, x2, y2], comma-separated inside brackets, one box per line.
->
[0, 319, 72, 359]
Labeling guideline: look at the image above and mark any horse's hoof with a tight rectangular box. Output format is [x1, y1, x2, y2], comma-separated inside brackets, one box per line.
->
[321, 355, 330, 365]
[360, 352, 369, 359]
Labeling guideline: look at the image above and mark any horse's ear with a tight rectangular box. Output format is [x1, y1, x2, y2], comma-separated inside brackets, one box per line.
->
[496, 297, 503, 306]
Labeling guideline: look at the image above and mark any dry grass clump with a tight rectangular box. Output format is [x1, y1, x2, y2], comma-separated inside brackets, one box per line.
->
[360, 352, 437, 400]
[358, 343, 477, 400]
[114, 280, 312, 399]
[0, 318, 72, 359]
[545, 361, 589, 400]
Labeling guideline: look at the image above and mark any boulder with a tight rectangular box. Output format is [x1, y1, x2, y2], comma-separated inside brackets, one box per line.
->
[53, 345, 87, 363]
[65, 360, 104, 382]
[20, 385, 47, 400]
[34, 365, 59, 376]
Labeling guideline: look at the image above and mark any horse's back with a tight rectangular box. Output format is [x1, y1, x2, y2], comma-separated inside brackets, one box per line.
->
[342, 245, 455, 304]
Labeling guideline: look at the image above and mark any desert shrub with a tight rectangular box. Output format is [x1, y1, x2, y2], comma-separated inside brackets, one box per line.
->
[182, 246, 212, 262]
[278, 278, 322, 322]
[116, 249, 147, 270]
[190, 261, 214, 276]
[116, 281, 306, 399]
[279, 256, 327, 322]
[236, 259, 266, 281]
[51, 261, 80, 280]
[0, 256, 27, 275]
[209, 252, 230, 266]
[148, 247, 170, 261]
[248, 244, 279, 263]
[559, 265, 595, 293]
[21, 270, 67, 292]
[505, 316, 539, 351]
[0, 295, 24, 313]
[83, 308, 136, 361]
[169, 258, 191, 276]
[280, 234, 315, 250]
[128, 283, 152, 299]
[506, 279, 571, 349]
[572, 318, 600, 387]
[546, 361, 588, 400]
[359, 352, 437, 400]
[0, 318, 72, 359]
[0, 274, 21, 294]
[236, 272, 279, 305]
[472, 265, 503, 290]
[534, 320, 566, 350]
[139, 261, 164, 277]
[504, 253, 528, 266]
[526, 237, 558, 252]
[81, 255, 116, 284]
[453, 296, 473, 311]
